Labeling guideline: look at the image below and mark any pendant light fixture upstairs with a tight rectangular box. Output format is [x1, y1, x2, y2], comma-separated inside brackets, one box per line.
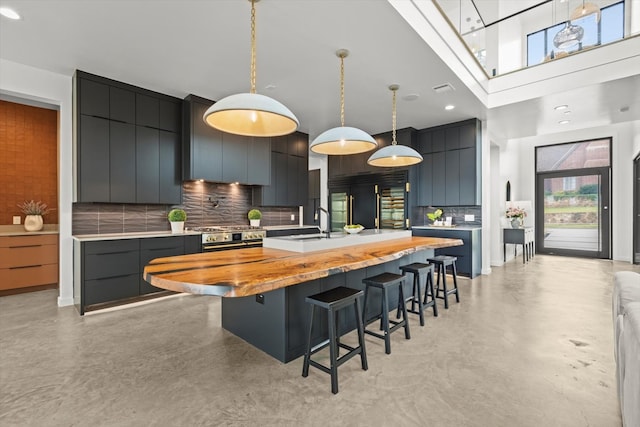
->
[368, 85, 423, 167]
[553, 0, 584, 50]
[203, 0, 299, 137]
[309, 49, 377, 155]
[570, 1, 601, 23]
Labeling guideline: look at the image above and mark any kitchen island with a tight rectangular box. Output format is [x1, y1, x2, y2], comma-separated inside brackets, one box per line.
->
[144, 234, 462, 362]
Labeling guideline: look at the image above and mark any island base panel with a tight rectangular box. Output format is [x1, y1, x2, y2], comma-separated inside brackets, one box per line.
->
[221, 250, 432, 363]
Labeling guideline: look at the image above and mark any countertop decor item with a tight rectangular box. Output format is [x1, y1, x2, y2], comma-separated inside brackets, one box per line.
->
[343, 224, 364, 234]
[168, 208, 187, 234]
[310, 49, 377, 155]
[203, 0, 298, 137]
[427, 208, 443, 225]
[18, 200, 50, 232]
[367, 85, 423, 167]
[506, 206, 526, 228]
[248, 209, 262, 227]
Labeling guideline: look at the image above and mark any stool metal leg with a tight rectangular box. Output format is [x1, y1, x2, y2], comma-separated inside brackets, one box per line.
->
[423, 268, 438, 317]
[442, 265, 449, 309]
[327, 306, 339, 394]
[354, 297, 368, 371]
[398, 284, 411, 339]
[382, 287, 391, 354]
[452, 262, 460, 303]
[302, 305, 315, 378]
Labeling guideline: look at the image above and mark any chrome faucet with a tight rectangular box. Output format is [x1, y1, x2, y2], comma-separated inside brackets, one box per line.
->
[314, 207, 331, 239]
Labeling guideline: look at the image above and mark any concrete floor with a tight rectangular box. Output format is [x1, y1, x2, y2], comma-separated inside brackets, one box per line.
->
[1, 255, 638, 426]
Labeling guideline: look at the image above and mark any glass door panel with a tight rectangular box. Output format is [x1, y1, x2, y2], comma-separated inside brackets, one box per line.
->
[330, 191, 348, 231]
[536, 168, 610, 258]
[379, 186, 406, 229]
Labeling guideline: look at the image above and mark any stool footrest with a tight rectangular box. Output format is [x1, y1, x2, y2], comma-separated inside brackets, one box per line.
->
[364, 318, 405, 339]
[308, 344, 364, 374]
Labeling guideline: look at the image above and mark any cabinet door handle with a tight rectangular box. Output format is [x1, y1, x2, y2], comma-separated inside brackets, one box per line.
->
[10, 264, 43, 269]
[95, 274, 134, 281]
[9, 245, 40, 249]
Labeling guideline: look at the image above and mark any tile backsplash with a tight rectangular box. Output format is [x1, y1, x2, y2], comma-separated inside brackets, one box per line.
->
[411, 205, 482, 227]
[72, 181, 301, 235]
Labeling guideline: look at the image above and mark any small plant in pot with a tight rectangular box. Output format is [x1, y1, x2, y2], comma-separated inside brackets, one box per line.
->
[168, 208, 187, 234]
[18, 200, 51, 232]
[248, 209, 262, 227]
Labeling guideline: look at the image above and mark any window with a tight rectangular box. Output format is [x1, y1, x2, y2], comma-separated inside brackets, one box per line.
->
[536, 139, 611, 173]
[527, 1, 624, 67]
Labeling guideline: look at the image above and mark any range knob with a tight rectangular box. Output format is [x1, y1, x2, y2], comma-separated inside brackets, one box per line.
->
[208, 235, 217, 242]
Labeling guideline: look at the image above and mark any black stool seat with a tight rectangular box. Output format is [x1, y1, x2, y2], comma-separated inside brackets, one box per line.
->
[302, 286, 367, 394]
[362, 272, 411, 354]
[397, 262, 438, 326]
[427, 255, 460, 309]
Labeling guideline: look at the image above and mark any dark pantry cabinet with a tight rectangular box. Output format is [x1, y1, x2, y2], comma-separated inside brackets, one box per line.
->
[74, 70, 182, 204]
[182, 94, 271, 185]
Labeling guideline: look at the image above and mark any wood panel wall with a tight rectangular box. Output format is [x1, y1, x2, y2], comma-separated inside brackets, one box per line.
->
[0, 100, 58, 225]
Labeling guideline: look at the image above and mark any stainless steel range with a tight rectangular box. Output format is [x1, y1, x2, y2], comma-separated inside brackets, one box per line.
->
[194, 226, 266, 252]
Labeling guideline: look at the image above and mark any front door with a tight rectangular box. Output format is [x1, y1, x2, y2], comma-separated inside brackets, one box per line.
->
[535, 167, 610, 258]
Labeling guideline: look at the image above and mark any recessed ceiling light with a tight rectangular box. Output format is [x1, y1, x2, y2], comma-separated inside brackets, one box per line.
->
[445, 105, 455, 111]
[559, 120, 570, 125]
[564, 110, 571, 115]
[554, 105, 568, 110]
[402, 93, 420, 101]
[0, 7, 21, 20]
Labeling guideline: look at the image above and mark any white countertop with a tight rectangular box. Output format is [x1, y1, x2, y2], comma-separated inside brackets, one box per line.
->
[263, 229, 412, 253]
[73, 230, 202, 242]
[412, 225, 482, 231]
[0, 224, 59, 236]
[263, 225, 318, 230]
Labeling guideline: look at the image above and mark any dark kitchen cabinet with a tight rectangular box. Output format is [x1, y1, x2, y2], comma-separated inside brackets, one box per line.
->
[159, 130, 182, 204]
[222, 133, 249, 183]
[412, 227, 481, 278]
[136, 93, 160, 128]
[109, 121, 136, 203]
[74, 70, 182, 204]
[247, 138, 271, 185]
[136, 126, 160, 204]
[253, 131, 309, 207]
[78, 115, 110, 202]
[74, 235, 202, 314]
[416, 119, 481, 207]
[109, 86, 135, 123]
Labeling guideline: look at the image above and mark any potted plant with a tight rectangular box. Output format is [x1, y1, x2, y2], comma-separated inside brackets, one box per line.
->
[18, 200, 50, 232]
[427, 208, 443, 226]
[248, 209, 262, 227]
[168, 208, 187, 234]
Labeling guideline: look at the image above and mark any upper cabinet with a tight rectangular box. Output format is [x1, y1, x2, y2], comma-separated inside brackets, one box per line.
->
[74, 70, 182, 204]
[416, 119, 481, 207]
[328, 128, 417, 178]
[182, 94, 271, 186]
[253, 131, 309, 207]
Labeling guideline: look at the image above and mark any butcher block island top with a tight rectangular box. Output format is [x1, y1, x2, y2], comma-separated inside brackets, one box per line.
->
[143, 236, 463, 297]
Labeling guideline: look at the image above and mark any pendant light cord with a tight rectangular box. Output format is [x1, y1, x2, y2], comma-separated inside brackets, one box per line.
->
[250, 0, 256, 94]
[340, 54, 345, 127]
[391, 88, 397, 145]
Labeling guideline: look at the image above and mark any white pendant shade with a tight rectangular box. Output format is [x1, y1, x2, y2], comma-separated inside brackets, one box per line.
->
[204, 92, 299, 137]
[310, 126, 377, 155]
[367, 144, 423, 167]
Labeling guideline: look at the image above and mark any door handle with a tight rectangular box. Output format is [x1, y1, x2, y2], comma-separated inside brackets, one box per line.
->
[349, 195, 354, 225]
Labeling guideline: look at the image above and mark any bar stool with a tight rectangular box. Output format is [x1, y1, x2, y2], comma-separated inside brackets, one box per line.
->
[362, 272, 411, 354]
[302, 286, 368, 394]
[396, 262, 438, 326]
[427, 255, 460, 309]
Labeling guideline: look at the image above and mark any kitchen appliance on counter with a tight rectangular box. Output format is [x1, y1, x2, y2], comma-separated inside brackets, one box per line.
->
[194, 226, 266, 252]
[329, 171, 409, 231]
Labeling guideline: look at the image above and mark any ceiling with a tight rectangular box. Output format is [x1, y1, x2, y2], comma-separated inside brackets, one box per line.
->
[0, 0, 637, 142]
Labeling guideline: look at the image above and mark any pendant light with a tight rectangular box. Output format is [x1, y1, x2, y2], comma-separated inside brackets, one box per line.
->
[367, 85, 423, 167]
[570, 1, 601, 23]
[553, 0, 584, 50]
[309, 49, 377, 155]
[203, 0, 299, 137]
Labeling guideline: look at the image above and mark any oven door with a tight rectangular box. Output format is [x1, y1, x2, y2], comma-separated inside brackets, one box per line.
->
[202, 240, 263, 252]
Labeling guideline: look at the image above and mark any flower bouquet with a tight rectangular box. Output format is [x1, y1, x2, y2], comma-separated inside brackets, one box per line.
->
[506, 206, 526, 228]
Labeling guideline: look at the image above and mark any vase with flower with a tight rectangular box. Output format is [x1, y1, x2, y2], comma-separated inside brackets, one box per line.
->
[18, 200, 51, 232]
[506, 206, 526, 228]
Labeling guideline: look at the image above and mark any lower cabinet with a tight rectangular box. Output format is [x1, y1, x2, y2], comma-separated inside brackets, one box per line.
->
[74, 235, 201, 314]
[412, 228, 482, 278]
[0, 234, 59, 292]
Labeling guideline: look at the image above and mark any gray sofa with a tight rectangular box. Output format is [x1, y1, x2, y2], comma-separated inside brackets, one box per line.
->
[613, 271, 640, 426]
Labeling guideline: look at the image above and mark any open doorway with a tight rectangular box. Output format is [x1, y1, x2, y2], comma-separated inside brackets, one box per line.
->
[534, 139, 611, 259]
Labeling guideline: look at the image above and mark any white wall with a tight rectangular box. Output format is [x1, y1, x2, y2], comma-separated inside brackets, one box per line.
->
[0, 59, 74, 306]
[497, 120, 639, 263]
